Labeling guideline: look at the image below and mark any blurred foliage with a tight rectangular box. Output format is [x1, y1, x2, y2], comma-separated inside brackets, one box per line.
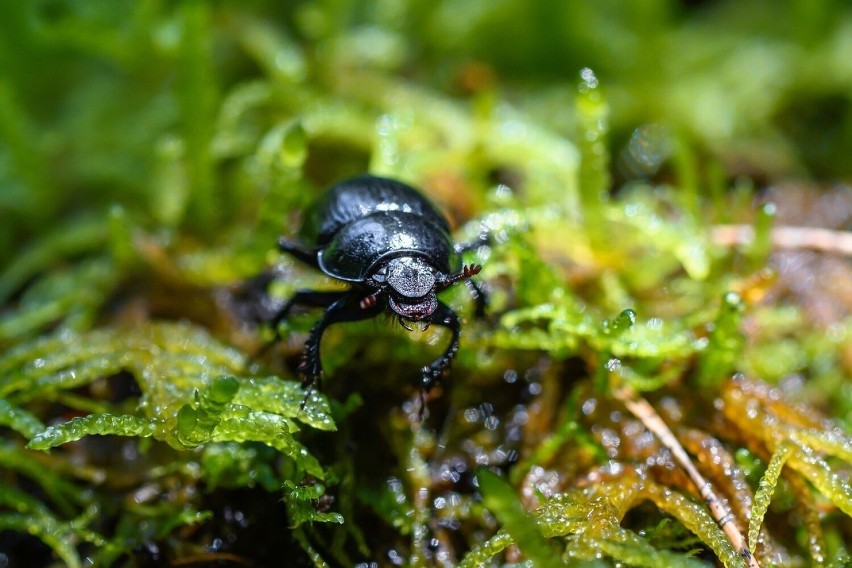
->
[1, 0, 852, 566]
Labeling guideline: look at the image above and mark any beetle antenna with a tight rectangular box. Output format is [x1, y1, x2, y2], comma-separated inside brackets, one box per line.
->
[440, 264, 482, 289]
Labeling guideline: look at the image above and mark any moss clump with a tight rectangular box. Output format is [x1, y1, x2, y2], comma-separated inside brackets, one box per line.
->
[2, 1, 852, 566]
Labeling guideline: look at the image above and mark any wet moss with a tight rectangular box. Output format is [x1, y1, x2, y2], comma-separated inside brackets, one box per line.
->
[1, 1, 852, 566]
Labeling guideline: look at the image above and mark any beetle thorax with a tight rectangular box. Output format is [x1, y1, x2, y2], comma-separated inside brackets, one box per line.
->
[373, 256, 438, 321]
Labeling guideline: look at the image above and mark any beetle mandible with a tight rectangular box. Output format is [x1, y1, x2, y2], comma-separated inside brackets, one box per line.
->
[269, 174, 486, 394]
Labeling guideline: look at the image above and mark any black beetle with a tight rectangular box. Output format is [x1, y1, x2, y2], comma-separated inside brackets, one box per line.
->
[269, 174, 486, 394]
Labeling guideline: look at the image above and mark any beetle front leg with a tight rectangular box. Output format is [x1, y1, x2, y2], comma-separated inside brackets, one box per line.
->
[421, 301, 461, 393]
[254, 290, 349, 362]
[269, 290, 349, 331]
[299, 293, 384, 389]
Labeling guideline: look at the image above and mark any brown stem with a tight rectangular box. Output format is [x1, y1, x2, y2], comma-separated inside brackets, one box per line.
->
[613, 387, 761, 568]
[712, 224, 852, 256]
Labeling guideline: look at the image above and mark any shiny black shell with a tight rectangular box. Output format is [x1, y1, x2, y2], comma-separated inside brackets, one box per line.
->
[300, 176, 460, 282]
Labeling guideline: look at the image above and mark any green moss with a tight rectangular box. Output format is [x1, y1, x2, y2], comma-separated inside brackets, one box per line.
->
[1, 1, 851, 565]
[476, 468, 561, 568]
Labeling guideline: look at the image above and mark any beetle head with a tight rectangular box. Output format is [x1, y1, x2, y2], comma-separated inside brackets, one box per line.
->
[371, 256, 438, 323]
[367, 256, 482, 328]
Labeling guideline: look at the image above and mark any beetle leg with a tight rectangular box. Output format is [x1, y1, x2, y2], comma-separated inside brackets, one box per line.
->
[278, 237, 320, 269]
[420, 301, 461, 393]
[453, 232, 490, 254]
[254, 290, 349, 361]
[271, 290, 349, 327]
[299, 293, 384, 388]
[464, 278, 488, 318]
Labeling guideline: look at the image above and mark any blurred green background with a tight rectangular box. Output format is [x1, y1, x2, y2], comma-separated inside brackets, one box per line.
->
[2, 0, 851, 266]
[2, 1, 852, 566]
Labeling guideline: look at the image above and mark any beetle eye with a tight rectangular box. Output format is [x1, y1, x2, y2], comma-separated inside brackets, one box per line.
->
[372, 267, 387, 283]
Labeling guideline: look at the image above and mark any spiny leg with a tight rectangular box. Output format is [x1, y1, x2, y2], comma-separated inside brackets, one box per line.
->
[464, 278, 488, 318]
[255, 290, 349, 361]
[453, 235, 489, 318]
[453, 232, 490, 254]
[299, 292, 384, 392]
[420, 301, 461, 394]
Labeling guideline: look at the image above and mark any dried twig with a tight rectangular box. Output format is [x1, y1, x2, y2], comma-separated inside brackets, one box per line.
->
[613, 387, 760, 568]
[712, 225, 852, 256]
